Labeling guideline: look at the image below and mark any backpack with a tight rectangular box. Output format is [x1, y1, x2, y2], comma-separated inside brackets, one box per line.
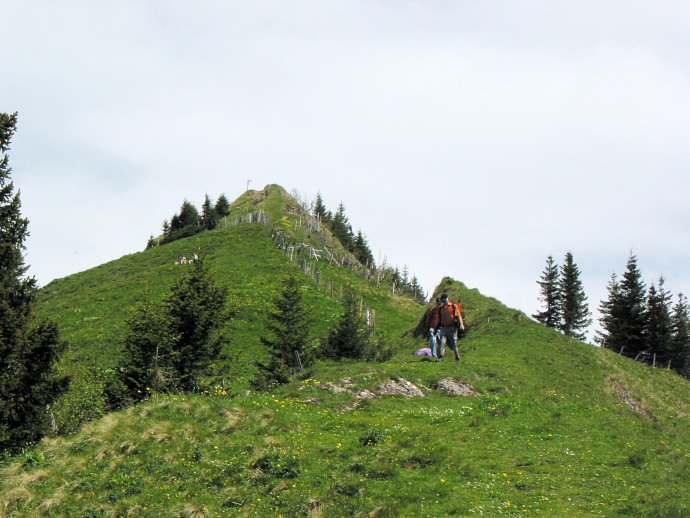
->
[439, 302, 462, 326]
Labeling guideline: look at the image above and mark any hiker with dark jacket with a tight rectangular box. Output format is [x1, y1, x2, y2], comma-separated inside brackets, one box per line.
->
[437, 293, 465, 361]
[425, 297, 442, 358]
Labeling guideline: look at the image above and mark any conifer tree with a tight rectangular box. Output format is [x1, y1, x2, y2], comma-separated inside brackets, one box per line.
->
[558, 252, 591, 340]
[166, 255, 229, 392]
[617, 253, 647, 358]
[214, 193, 231, 219]
[0, 112, 69, 450]
[255, 275, 314, 388]
[201, 194, 217, 230]
[112, 257, 228, 404]
[670, 293, 690, 378]
[598, 253, 646, 358]
[162, 219, 171, 237]
[410, 275, 426, 303]
[170, 213, 182, 232]
[326, 287, 370, 359]
[312, 192, 329, 223]
[331, 202, 354, 251]
[533, 255, 561, 329]
[596, 273, 622, 349]
[178, 200, 200, 228]
[644, 277, 673, 366]
[353, 229, 375, 269]
[119, 292, 178, 403]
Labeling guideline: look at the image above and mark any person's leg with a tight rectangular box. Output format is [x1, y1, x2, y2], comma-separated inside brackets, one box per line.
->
[448, 329, 460, 360]
[438, 327, 448, 360]
[429, 328, 437, 358]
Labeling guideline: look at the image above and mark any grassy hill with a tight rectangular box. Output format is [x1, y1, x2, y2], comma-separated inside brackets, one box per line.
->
[2, 185, 690, 516]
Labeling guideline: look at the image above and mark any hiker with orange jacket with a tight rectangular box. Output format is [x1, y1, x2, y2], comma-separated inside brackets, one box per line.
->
[425, 297, 442, 358]
[437, 293, 465, 361]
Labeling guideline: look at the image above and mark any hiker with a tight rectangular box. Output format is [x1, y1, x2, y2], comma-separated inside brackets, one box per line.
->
[425, 297, 442, 358]
[437, 293, 465, 361]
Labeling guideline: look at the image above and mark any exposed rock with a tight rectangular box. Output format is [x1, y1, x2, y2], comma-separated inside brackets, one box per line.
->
[377, 378, 425, 398]
[431, 377, 481, 397]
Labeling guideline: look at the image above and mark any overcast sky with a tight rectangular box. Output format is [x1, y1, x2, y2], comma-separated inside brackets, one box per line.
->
[4, 1, 690, 341]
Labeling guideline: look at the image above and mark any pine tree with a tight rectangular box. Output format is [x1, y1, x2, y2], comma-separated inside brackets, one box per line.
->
[558, 252, 591, 341]
[312, 192, 329, 223]
[410, 275, 426, 303]
[162, 219, 171, 237]
[178, 200, 200, 228]
[166, 255, 229, 392]
[598, 253, 646, 358]
[331, 202, 354, 251]
[214, 193, 231, 219]
[170, 213, 182, 232]
[201, 194, 217, 230]
[353, 229, 375, 269]
[670, 293, 690, 378]
[596, 273, 622, 349]
[326, 287, 370, 359]
[119, 292, 178, 403]
[255, 275, 314, 388]
[644, 277, 673, 366]
[0, 112, 69, 450]
[617, 253, 647, 359]
[533, 255, 561, 329]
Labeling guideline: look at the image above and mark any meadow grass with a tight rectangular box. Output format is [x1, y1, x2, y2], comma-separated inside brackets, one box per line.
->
[4, 186, 690, 516]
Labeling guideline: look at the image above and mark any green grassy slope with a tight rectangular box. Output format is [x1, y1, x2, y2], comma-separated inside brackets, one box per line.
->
[2, 186, 690, 516]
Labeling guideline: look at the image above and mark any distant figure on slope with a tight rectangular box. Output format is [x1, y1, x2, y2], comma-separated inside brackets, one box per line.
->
[437, 293, 465, 361]
[425, 297, 442, 358]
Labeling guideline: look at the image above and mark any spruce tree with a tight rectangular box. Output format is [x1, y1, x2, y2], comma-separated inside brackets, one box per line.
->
[644, 277, 673, 366]
[558, 252, 591, 341]
[119, 292, 178, 403]
[201, 194, 217, 230]
[331, 202, 354, 251]
[0, 112, 68, 450]
[410, 275, 426, 303]
[255, 275, 314, 388]
[166, 255, 229, 392]
[326, 287, 370, 359]
[214, 193, 231, 219]
[178, 199, 200, 228]
[162, 219, 171, 237]
[598, 253, 646, 358]
[670, 293, 690, 378]
[312, 192, 329, 223]
[533, 255, 561, 329]
[597, 273, 622, 349]
[353, 229, 375, 269]
[617, 253, 647, 358]
[170, 213, 182, 232]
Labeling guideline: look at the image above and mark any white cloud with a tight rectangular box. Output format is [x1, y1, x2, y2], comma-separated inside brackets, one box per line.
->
[4, 1, 690, 342]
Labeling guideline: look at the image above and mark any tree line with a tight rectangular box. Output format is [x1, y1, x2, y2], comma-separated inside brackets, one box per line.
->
[146, 194, 232, 248]
[310, 192, 425, 302]
[534, 251, 690, 378]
